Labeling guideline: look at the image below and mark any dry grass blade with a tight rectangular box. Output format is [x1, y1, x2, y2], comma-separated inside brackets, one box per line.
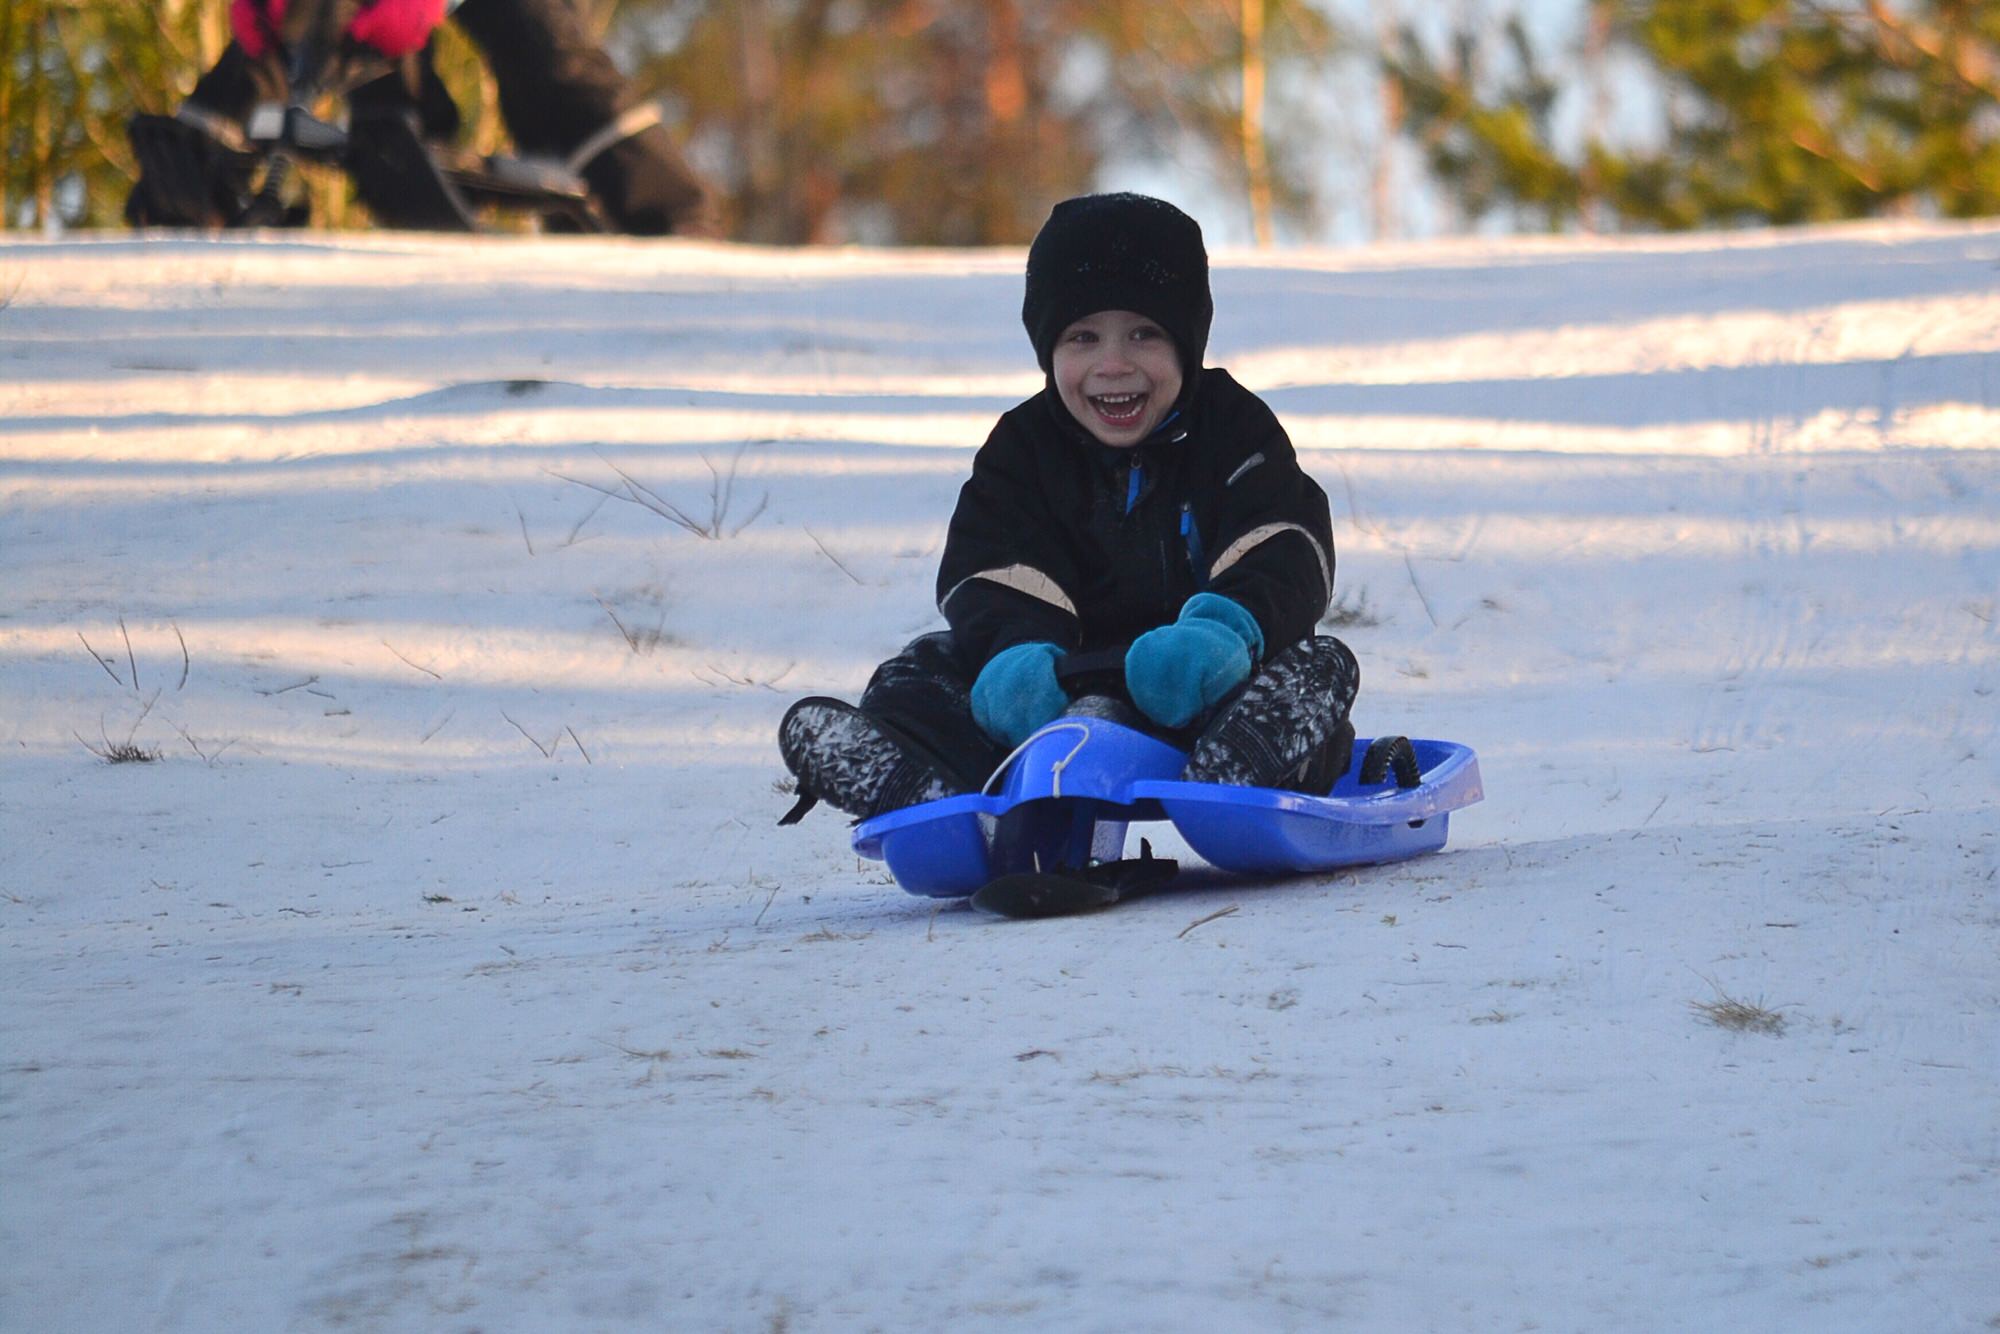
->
[501, 711, 557, 757]
[596, 594, 642, 651]
[727, 491, 769, 538]
[382, 640, 442, 680]
[596, 453, 712, 536]
[173, 723, 235, 765]
[594, 592, 671, 654]
[77, 690, 162, 763]
[1320, 586, 1379, 628]
[1691, 989, 1788, 1035]
[120, 616, 140, 691]
[803, 527, 863, 584]
[78, 630, 123, 686]
[1178, 905, 1239, 939]
[562, 489, 611, 547]
[77, 732, 159, 764]
[691, 660, 796, 691]
[573, 446, 768, 540]
[1404, 553, 1439, 628]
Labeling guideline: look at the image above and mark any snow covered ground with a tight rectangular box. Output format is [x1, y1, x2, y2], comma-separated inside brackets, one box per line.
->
[3, 222, 1996, 1332]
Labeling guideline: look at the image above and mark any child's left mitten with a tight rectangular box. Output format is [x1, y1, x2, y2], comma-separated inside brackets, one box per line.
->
[1124, 593, 1263, 730]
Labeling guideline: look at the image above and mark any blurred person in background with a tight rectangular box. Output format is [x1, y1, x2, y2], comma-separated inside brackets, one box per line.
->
[127, 0, 709, 235]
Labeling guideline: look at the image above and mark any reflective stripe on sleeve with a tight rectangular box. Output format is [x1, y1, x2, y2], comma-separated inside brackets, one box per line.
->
[1207, 523, 1332, 609]
[939, 564, 1078, 619]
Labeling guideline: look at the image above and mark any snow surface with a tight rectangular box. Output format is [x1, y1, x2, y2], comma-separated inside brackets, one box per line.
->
[3, 223, 1997, 1332]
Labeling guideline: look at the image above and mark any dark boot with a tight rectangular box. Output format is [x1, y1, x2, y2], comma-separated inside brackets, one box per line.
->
[778, 632, 1005, 823]
[1184, 635, 1359, 791]
[777, 698, 966, 823]
[452, 0, 711, 235]
[125, 109, 259, 227]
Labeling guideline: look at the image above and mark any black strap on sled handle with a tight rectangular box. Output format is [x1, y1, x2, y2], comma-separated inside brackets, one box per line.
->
[1054, 646, 1128, 687]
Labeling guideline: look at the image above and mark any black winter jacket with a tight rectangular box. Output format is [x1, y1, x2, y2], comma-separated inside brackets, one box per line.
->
[937, 368, 1333, 671]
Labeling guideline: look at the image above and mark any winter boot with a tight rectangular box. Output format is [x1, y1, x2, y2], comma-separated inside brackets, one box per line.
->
[125, 109, 258, 227]
[777, 697, 966, 824]
[1183, 636, 1359, 792]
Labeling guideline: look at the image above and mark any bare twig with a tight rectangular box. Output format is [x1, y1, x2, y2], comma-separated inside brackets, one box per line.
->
[595, 452, 712, 535]
[562, 489, 611, 547]
[120, 616, 140, 691]
[691, 661, 796, 691]
[255, 675, 319, 696]
[1178, 905, 1239, 939]
[174, 723, 235, 765]
[515, 504, 536, 556]
[565, 726, 592, 765]
[753, 883, 781, 926]
[1404, 553, 1439, 628]
[595, 594, 641, 651]
[570, 445, 767, 540]
[726, 490, 769, 539]
[1333, 459, 1382, 537]
[382, 640, 442, 680]
[501, 711, 556, 757]
[544, 467, 625, 501]
[173, 621, 189, 691]
[78, 631, 123, 686]
[803, 527, 863, 584]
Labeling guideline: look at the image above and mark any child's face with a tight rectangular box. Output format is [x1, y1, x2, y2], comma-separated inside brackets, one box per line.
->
[1050, 310, 1183, 448]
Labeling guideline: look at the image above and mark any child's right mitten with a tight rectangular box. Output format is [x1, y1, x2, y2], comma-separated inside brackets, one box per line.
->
[971, 642, 1067, 747]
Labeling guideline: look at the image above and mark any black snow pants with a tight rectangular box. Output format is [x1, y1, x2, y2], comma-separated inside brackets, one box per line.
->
[858, 631, 1361, 795]
[177, 0, 708, 234]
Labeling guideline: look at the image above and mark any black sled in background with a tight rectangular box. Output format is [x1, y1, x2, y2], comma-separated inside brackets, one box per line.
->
[850, 706, 1484, 922]
[127, 0, 608, 233]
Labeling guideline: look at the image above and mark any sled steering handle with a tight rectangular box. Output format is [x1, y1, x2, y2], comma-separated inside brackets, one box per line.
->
[1055, 647, 1128, 689]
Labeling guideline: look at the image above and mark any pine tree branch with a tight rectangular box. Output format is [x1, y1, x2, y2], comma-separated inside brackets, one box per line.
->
[1864, 1, 2000, 99]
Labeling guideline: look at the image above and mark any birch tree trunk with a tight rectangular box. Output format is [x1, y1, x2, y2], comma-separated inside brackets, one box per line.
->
[1241, 0, 1272, 245]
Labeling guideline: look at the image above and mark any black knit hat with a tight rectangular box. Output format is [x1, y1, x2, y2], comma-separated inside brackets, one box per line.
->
[1022, 193, 1212, 384]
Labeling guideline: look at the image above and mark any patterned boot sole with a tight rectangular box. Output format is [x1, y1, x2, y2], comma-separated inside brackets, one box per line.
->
[778, 697, 957, 822]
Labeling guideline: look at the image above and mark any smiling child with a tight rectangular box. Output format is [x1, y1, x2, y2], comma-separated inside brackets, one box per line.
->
[779, 192, 1359, 824]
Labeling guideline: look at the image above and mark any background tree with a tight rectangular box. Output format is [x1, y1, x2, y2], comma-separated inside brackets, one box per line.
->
[2, 0, 223, 228]
[607, 0, 1340, 244]
[3, 0, 1336, 240]
[1387, 0, 2000, 233]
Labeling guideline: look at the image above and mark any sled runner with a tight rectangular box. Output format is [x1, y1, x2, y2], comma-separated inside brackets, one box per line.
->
[850, 713, 1483, 909]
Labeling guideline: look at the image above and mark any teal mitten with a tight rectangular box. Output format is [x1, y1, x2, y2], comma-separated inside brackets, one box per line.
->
[971, 642, 1068, 747]
[1124, 593, 1263, 730]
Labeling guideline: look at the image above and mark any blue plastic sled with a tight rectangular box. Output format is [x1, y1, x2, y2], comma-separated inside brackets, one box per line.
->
[851, 716, 1483, 899]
